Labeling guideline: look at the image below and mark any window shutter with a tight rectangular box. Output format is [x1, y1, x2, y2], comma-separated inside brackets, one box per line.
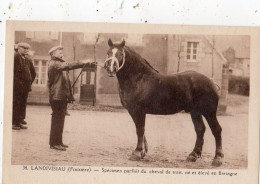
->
[180, 41, 187, 62]
[180, 42, 187, 52]
[198, 42, 205, 60]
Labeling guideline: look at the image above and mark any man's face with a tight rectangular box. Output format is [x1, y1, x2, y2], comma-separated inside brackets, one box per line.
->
[18, 46, 29, 56]
[52, 49, 64, 59]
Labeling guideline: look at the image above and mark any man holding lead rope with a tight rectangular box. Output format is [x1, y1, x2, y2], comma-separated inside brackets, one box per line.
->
[47, 46, 92, 151]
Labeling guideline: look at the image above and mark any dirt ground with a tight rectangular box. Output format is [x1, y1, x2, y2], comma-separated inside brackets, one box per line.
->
[11, 95, 248, 169]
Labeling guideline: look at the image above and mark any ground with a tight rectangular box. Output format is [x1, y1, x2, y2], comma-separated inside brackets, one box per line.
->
[11, 94, 248, 169]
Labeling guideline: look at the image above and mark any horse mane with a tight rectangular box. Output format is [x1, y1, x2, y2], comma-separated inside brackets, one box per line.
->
[124, 46, 159, 73]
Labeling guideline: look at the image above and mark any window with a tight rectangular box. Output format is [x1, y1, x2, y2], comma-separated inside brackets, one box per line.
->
[34, 32, 50, 42]
[81, 71, 95, 85]
[50, 32, 59, 40]
[33, 59, 48, 86]
[26, 31, 34, 39]
[187, 42, 199, 62]
[83, 33, 99, 44]
[127, 34, 143, 46]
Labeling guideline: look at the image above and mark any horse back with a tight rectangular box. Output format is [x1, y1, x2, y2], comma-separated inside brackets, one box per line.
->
[119, 70, 219, 115]
[166, 71, 219, 114]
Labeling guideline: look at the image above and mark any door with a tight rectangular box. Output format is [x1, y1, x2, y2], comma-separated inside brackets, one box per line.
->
[80, 68, 96, 105]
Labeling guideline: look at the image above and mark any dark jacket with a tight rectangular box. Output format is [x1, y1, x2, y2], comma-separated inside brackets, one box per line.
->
[13, 52, 36, 92]
[48, 56, 85, 102]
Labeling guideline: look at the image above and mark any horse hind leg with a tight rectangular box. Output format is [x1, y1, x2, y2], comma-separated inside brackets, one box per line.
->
[204, 113, 224, 167]
[186, 111, 206, 162]
[144, 135, 148, 154]
[139, 135, 148, 159]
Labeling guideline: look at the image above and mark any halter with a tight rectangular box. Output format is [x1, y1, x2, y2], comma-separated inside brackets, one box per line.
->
[105, 49, 125, 72]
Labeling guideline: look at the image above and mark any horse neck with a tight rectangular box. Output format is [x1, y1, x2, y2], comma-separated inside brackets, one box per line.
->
[116, 51, 158, 88]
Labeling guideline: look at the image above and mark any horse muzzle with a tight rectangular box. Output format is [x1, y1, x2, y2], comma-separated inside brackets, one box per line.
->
[106, 67, 117, 77]
[104, 57, 119, 77]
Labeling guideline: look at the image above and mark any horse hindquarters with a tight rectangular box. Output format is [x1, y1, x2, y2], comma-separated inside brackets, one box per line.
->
[186, 110, 224, 166]
[189, 96, 223, 165]
[128, 108, 148, 160]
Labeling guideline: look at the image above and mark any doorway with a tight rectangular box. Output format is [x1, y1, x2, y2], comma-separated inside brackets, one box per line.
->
[80, 66, 96, 105]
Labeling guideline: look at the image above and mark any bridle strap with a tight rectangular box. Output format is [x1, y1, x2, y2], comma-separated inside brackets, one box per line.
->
[117, 49, 125, 71]
[105, 48, 125, 72]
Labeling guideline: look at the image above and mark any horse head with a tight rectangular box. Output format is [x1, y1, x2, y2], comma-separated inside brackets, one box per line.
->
[104, 39, 126, 77]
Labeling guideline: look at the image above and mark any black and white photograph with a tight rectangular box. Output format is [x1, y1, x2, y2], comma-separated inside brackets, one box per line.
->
[10, 30, 250, 168]
[2, 21, 259, 184]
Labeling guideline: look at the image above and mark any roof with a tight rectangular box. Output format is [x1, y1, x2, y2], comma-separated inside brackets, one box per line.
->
[213, 35, 250, 59]
[204, 36, 227, 63]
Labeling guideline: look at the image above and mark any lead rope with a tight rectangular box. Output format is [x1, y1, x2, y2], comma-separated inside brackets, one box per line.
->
[72, 49, 125, 88]
[71, 61, 105, 89]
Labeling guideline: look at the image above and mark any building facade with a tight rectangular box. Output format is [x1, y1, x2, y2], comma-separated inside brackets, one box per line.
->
[14, 32, 249, 106]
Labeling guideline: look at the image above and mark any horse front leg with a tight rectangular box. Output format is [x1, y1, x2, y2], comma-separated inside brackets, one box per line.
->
[128, 110, 148, 161]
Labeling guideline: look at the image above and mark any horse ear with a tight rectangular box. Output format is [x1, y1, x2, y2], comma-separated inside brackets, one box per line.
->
[119, 40, 125, 48]
[108, 39, 113, 47]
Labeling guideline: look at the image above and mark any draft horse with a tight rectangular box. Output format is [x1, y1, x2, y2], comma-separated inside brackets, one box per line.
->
[104, 39, 224, 166]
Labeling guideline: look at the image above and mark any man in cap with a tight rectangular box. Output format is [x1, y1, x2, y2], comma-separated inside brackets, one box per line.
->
[13, 42, 36, 130]
[48, 46, 92, 151]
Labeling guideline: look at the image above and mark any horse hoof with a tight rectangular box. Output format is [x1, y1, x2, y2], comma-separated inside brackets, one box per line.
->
[211, 157, 222, 167]
[141, 151, 146, 159]
[186, 151, 199, 162]
[186, 155, 197, 162]
[129, 151, 141, 161]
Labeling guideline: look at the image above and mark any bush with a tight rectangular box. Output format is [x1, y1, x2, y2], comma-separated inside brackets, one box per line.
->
[228, 75, 249, 96]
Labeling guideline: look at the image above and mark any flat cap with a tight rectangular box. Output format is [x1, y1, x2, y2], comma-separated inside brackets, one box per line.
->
[17, 42, 31, 49]
[48, 46, 63, 55]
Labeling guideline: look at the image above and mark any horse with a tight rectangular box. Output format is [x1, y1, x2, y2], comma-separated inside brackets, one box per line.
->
[104, 39, 224, 167]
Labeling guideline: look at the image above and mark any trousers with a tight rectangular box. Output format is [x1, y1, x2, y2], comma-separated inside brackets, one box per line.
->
[49, 100, 67, 146]
[13, 90, 29, 125]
